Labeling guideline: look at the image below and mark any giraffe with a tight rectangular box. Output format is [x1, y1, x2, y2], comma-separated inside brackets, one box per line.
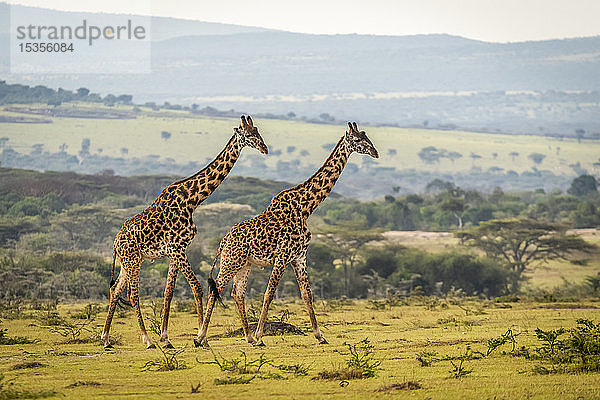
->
[198, 122, 378, 346]
[101, 115, 268, 349]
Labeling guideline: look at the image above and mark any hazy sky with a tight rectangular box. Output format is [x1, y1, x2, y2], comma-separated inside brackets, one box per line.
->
[9, 0, 600, 42]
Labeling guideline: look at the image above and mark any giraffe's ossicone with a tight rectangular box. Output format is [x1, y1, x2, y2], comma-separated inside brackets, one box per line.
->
[199, 122, 379, 347]
[101, 115, 268, 349]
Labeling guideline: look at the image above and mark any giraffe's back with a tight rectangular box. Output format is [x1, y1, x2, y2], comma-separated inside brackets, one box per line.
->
[114, 199, 196, 261]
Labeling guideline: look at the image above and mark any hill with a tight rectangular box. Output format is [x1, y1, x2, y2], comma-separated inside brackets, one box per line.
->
[1, 3, 599, 134]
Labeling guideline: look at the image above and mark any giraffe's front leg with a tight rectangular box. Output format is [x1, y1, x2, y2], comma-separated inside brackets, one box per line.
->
[254, 258, 287, 346]
[292, 258, 327, 344]
[127, 269, 155, 349]
[160, 262, 179, 348]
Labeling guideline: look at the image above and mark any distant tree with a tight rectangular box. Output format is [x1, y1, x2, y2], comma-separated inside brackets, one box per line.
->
[425, 179, 455, 193]
[509, 151, 519, 162]
[116, 94, 133, 104]
[286, 146, 296, 153]
[456, 218, 597, 292]
[315, 225, 383, 297]
[0, 137, 8, 149]
[567, 175, 598, 197]
[470, 152, 482, 166]
[319, 113, 334, 122]
[120, 147, 129, 156]
[528, 152, 546, 165]
[447, 151, 462, 163]
[576, 128, 585, 143]
[287, 112, 296, 119]
[103, 94, 117, 105]
[440, 196, 466, 229]
[47, 99, 62, 108]
[405, 194, 424, 205]
[418, 146, 448, 164]
[300, 150, 309, 157]
[31, 144, 43, 156]
[78, 138, 91, 159]
[76, 87, 90, 97]
[191, 103, 199, 111]
[492, 152, 498, 159]
[161, 131, 172, 141]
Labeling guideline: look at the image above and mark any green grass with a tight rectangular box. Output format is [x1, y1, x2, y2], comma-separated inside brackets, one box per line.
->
[1, 103, 599, 176]
[1, 299, 600, 399]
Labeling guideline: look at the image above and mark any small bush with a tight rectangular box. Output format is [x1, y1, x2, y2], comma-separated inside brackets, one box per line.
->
[415, 351, 438, 367]
[214, 376, 255, 385]
[315, 338, 381, 380]
[0, 328, 37, 345]
[524, 319, 600, 373]
[203, 349, 271, 375]
[142, 344, 187, 372]
[9, 362, 45, 370]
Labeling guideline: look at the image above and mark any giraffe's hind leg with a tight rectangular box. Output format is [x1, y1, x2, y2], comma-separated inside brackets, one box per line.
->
[231, 263, 254, 344]
[292, 258, 327, 344]
[101, 268, 128, 348]
[160, 261, 178, 348]
[254, 257, 287, 346]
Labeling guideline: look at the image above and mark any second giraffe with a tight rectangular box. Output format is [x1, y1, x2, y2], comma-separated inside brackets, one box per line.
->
[198, 122, 379, 346]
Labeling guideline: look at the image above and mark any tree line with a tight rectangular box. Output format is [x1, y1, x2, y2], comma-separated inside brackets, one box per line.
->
[0, 167, 598, 301]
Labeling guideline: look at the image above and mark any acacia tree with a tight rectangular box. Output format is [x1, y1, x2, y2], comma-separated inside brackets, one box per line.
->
[455, 218, 596, 292]
[314, 224, 383, 297]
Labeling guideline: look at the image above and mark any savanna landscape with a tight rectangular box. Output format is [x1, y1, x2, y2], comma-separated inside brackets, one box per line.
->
[1, 95, 599, 398]
[2, 2, 600, 398]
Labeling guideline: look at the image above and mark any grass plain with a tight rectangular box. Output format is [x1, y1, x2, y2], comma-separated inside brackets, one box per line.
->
[1, 298, 600, 399]
[1, 103, 600, 176]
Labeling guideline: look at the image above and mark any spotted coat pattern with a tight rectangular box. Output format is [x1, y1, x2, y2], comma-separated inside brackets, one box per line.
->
[199, 122, 379, 346]
[101, 116, 267, 348]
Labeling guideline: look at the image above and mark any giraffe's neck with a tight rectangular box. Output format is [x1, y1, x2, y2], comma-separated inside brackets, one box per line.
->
[296, 136, 349, 218]
[171, 134, 241, 211]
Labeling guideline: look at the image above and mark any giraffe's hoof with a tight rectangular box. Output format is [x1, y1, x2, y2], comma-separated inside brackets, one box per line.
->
[319, 338, 329, 345]
[164, 343, 174, 349]
[253, 341, 266, 347]
[104, 344, 114, 350]
[147, 344, 156, 349]
[193, 338, 208, 348]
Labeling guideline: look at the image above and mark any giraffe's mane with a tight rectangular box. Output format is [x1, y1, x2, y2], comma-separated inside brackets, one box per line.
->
[171, 134, 238, 186]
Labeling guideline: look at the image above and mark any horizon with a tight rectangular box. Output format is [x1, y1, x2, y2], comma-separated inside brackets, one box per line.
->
[5, 0, 600, 43]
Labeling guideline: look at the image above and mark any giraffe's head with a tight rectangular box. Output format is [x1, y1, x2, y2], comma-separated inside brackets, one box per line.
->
[344, 122, 379, 158]
[235, 115, 268, 154]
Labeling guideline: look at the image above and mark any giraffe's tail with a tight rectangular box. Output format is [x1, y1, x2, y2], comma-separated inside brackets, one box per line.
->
[208, 238, 226, 308]
[109, 249, 117, 288]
